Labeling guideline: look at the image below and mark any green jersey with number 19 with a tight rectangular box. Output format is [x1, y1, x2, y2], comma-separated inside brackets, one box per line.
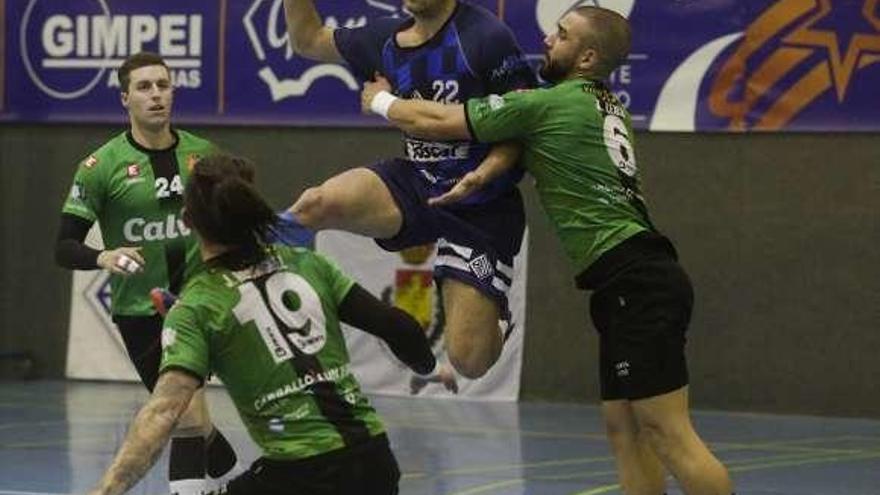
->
[160, 246, 385, 460]
[465, 79, 653, 275]
[61, 130, 214, 316]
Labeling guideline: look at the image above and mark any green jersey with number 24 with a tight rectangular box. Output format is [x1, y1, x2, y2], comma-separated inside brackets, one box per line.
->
[160, 246, 385, 460]
[466, 79, 653, 274]
[62, 130, 214, 316]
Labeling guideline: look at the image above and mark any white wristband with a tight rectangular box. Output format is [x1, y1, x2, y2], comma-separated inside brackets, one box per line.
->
[370, 90, 399, 120]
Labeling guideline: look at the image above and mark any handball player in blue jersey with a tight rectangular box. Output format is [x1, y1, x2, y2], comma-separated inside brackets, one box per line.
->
[283, 0, 536, 379]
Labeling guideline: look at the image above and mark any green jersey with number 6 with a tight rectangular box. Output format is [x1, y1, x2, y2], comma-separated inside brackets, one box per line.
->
[466, 79, 653, 274]
[61, 130, 214, 316]
[160, 246, 385, 460]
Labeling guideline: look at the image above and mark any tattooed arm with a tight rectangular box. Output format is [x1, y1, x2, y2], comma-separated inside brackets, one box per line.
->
[88, 370, 200, 495]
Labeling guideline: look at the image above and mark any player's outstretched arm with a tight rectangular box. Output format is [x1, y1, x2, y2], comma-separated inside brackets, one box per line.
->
[429, 142, 522, 206]
[283, 0, 343, 62]
[338, 284, 457, 392]
[88, 371, 199, 495]
[363, 76, 471, 141]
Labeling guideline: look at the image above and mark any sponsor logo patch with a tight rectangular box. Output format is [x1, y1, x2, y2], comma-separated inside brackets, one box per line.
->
[468, 254, 494, 280]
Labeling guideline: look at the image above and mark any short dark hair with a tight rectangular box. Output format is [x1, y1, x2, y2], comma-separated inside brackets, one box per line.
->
[574, 7, 632, 79]
[184, 154, 277, 262]
[118, 52, 168, 92]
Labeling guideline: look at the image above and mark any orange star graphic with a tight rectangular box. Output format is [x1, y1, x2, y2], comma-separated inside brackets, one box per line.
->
[784, 0, 880, 101]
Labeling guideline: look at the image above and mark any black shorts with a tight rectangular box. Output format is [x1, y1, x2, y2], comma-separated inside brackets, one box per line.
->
[589, 256, 693, 401]
[225, 434, 400, 495]
[112, 314, 164, 391]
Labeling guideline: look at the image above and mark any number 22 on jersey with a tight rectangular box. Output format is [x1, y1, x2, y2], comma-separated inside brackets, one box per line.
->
[233, 272, 328, 363]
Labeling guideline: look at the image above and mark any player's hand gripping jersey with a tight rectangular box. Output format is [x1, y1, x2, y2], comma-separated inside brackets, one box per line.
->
[161, 246, 386, 459]
[335, 2, 536, 204]
[62, 130, 214, 316]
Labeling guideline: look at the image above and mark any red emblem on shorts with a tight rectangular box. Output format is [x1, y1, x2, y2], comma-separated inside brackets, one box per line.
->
[127, 164, 141, 177]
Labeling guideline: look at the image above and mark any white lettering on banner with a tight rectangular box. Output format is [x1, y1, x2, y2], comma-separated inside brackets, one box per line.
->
[43, 16, 73, 57]
[244, 0, 395, 100]
[21, 0, 205, 99]
[40, 14, 201, 63]
[404, 138, 470, 162]
[92, 16, 127, 57]
[123, 215, 191, 242]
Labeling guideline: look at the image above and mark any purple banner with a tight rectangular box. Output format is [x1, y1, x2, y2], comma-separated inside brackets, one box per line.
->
[3, 0, 880, 131]
[3, 0, 221, 123]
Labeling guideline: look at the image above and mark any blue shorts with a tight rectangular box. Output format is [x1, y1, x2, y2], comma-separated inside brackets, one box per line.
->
[367, 159, 525, 318]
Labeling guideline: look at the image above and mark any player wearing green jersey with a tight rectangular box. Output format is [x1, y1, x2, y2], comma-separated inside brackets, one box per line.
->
[87, 154, 450, 495]
[55, 52, 237, 494]
[361, 7, 734, 495]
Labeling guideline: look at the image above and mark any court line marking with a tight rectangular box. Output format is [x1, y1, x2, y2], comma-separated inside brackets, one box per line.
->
[388, 420, 608, 441]
[440, 448, 880, 495]
[400, 453, 617, 480]
[579, 484, 620, 495]
[444, 478, 525, 495]
[397, 434, 880, 483]
[567, 450, 880, 495]
[546, 449, 880, 482]
[729, 450, 880, 473]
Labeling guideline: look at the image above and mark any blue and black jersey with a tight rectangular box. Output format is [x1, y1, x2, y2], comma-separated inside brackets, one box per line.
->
[335, 1, 537, 204]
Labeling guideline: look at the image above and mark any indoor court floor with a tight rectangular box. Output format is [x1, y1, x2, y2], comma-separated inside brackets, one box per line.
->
[1, 381, 878, 495]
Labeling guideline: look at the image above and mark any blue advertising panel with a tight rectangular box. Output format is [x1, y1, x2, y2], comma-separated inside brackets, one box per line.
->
[4, 0, 220, 123]
[3, 0, 879, 131]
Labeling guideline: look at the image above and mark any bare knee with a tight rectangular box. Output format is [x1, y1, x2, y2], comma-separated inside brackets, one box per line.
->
[446, 328, 500, 379]
[441, 280, 503, 379]
[447, 347, 493, 379]
[636, 414, 694, 462]
[605, 413, 636, 443]
[292, 186, 340, 229]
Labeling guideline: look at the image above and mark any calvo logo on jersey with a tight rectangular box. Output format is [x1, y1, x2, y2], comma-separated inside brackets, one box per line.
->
[123, 214, 191, 242]
[242, 0, 398, 101]
[20, 0, 206, 100]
